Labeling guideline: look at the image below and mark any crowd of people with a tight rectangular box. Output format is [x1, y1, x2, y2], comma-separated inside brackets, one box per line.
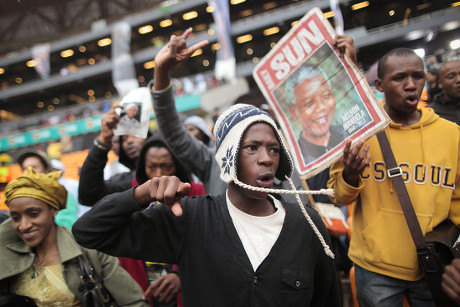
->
[0, 26, 459, 307]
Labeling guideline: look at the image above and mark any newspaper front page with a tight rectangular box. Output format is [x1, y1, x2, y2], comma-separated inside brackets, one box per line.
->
[253, 7, 390, 178]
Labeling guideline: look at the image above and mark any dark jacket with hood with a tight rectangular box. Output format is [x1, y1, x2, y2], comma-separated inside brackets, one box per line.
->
[135, 134, 193, 185]
[79, 132, 151, 206]
[429, 92, 460, 123]
[134, 133, 205, 197]
[118, 134, 204, 306]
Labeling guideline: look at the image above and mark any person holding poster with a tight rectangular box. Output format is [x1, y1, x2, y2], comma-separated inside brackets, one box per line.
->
[328, 48, 460, 306]
[79, 102, 150, 207]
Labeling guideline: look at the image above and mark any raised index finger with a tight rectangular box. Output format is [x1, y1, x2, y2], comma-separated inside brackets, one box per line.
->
[343, 140, 352, 160]
[181, 27, 193, 39]
[185, 40, 209, 57]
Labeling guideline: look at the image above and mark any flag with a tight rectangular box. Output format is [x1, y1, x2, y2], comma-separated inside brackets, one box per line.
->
[329, 0, 344, 35]
[31, 43, 50, 79]
[112, 21, 139, 98]
[208, 0, 236, 82]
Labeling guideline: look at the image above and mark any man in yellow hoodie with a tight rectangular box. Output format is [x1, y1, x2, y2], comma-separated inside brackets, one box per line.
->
[328, 48, 460, 306]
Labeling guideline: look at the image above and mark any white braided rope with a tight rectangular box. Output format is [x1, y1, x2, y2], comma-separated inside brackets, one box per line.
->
[232, 175, 335, 259]
[285, 176, 335, 259]
[232, 177, 334, 197]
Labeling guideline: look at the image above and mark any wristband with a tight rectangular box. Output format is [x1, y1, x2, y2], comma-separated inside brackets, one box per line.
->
[148, 79, 172, 93]
[93, 138, 111, 151]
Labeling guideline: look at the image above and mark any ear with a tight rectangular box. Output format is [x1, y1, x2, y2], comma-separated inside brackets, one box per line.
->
[374, 79, 383, 92]
[49, 207, 59, 217]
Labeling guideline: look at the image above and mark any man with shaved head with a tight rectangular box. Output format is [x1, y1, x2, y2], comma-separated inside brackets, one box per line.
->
[329, 48, 460, 306]
[429, 60, 460, 123]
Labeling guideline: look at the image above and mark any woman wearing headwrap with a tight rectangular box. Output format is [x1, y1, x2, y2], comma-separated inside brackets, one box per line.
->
[0, 167, 148, 307]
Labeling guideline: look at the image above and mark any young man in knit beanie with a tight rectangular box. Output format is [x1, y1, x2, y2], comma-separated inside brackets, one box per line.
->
[73, 29, 340, 307]
[73, 102, 340, 306]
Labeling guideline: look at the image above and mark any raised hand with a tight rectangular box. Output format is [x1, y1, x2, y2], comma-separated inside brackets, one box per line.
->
[334, 35, 357, 65]
[98, 104, 122, 145]
[154, 28, 209, 90]
[134, 176, 191, 216]
[155, 28, 209, 71]
[142, 273, 181, 303]
[342, 140, 370, 187]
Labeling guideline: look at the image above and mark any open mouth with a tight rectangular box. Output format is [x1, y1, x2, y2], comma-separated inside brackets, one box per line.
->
[405, 94, 419, 105]
[312, 117, 326, 124]
[256, 173, 275, 188]
[312, 115, 329, 124]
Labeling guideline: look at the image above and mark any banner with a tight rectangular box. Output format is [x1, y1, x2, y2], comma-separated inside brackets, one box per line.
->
[112, 21, 139, 98]
[253, 7, 390, 178]
[209, 0, 236, 82]
[31, 43, 50, 79]
[329, 0, 344, 35]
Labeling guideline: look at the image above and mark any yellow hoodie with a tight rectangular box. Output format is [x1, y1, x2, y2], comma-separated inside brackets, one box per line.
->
[328, 107, 460, 281]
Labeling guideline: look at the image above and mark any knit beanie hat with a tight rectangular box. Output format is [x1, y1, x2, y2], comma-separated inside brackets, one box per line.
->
[184, 115, 213, 146]
[214, 103, 293, 184]
[214, 103, 335, 259]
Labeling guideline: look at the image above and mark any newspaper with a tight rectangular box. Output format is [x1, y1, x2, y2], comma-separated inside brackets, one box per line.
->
[114, 87, 152, 139]
[253, 7, 390, 178]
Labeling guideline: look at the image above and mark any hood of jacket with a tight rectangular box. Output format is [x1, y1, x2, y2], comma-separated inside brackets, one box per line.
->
[388, 105, 439, 129]
[135, 133, 193, 184]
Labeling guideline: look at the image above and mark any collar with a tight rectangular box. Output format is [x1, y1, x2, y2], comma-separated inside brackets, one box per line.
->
[3, 219, 82, 263]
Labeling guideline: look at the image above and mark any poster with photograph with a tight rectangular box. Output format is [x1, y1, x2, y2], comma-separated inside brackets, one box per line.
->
[114, 87, 152, 138]
[253, 7, 390, 178]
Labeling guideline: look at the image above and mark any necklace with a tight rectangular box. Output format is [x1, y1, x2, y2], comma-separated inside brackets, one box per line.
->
[31, 263, 42, 279]
[31, 244, 60, 279]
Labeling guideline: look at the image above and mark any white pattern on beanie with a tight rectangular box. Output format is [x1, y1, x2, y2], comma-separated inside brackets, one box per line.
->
[214, 103, 293, 184]
[213, 103, 335, 259]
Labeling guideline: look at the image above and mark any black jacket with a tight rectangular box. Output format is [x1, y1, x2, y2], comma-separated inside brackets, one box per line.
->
[429, 93, 460, 123]
[73, 189, 341, 307]
[78, 143, 134, 206]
